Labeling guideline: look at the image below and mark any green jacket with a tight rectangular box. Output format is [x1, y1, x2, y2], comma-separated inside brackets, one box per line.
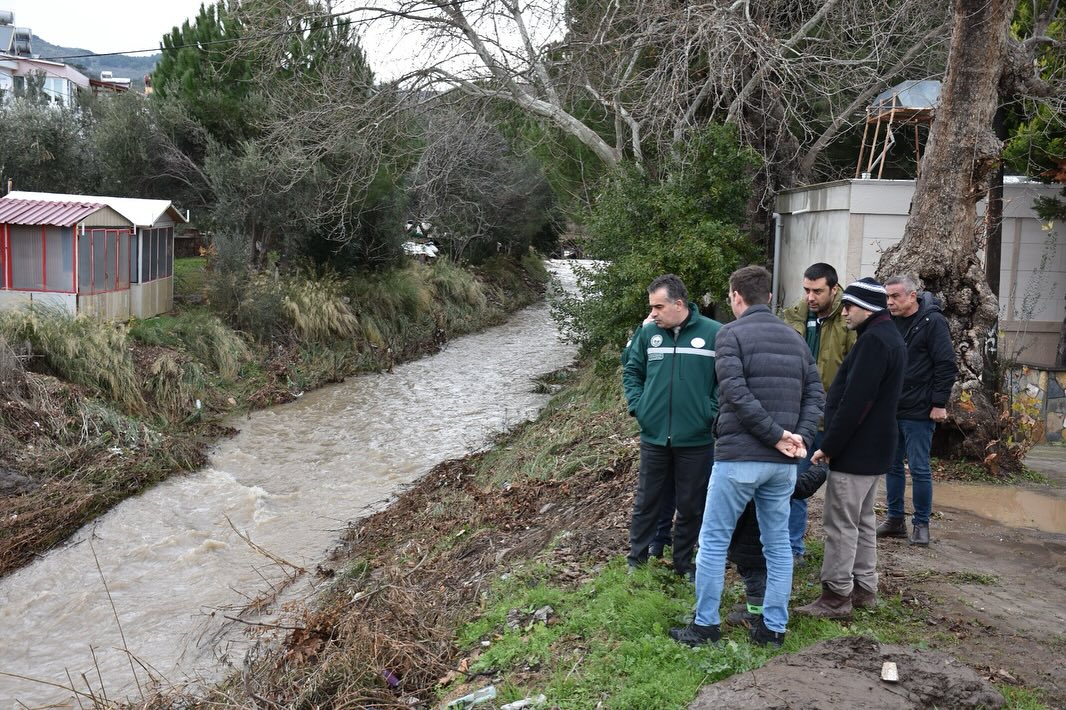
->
[781, 290, 856, 393]
[622, 304, 721, 447]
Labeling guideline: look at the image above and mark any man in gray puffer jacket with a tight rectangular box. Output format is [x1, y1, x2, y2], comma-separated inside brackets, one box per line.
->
[671, 265, 824, 649]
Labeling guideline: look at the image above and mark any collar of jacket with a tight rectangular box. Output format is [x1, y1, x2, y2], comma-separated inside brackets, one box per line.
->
[856, 309, 892, 335]
[739, 303, 772, 318]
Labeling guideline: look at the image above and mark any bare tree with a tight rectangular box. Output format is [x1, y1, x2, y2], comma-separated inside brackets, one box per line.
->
[407, 107, 553, 260]
[328, 0, 951, 194]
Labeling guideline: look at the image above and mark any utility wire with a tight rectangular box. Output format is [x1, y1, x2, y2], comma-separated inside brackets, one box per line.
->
[37, 13, 356, 62]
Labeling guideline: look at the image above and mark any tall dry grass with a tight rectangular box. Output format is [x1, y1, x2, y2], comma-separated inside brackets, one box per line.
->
[0, 306, 145, 413]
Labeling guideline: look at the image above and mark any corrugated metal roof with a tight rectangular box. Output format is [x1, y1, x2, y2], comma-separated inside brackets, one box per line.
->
[870, 80, 941, 111]
[7, 190, 187, 227]
[0, 197, 115, 226]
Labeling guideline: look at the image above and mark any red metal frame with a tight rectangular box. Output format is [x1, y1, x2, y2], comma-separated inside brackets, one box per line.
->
[1, 223, 10, 289]
[80, 228, 132, 295]
[0, 224, 134, 295]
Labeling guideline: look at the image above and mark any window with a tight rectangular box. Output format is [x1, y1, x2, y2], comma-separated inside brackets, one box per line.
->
[5, 225, 75, 292]
[138, 227, 175, 283]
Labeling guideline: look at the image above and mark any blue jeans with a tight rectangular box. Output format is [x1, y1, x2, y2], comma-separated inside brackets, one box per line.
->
[694, 460, 796, 633]
[789, 431, 824, 556]
[886, 419, 935, 525]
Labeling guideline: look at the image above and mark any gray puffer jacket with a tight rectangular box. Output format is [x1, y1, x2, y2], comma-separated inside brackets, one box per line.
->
[713, 304, 825, 463]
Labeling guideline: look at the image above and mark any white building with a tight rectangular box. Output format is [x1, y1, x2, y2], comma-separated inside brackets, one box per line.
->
[774, 178, 1065, 367]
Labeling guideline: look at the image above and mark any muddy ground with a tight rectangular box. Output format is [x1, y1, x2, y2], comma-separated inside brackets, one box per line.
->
[248, 441, 1066, 708]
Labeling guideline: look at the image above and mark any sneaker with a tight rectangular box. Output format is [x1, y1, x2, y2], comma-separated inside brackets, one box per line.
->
[910, 523, 930, 546]
[875, 517, 908, 538]
[749, 616, 785, 648]
[793, 553, 806, 569]
[669, 622, 721, 647]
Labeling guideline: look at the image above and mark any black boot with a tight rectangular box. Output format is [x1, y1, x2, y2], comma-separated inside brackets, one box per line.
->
[910, 523, 930, 546]
[669, 622, 721, 647]
[749, 616, 785, 648]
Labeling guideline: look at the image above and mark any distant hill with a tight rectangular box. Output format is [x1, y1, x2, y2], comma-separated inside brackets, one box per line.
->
[29, 35, 160, 90]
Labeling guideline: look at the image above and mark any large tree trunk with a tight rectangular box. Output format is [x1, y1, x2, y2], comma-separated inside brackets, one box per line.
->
[875, 0, 1019, 461]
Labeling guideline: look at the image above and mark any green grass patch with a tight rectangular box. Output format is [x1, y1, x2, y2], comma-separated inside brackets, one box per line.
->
[451, 545, 935, 710]
[174, 256, 208, 298]
[1000, 685, 1051, 709]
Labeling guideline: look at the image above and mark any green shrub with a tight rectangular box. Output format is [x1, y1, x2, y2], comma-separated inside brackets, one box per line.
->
[555, 124, 761, 353]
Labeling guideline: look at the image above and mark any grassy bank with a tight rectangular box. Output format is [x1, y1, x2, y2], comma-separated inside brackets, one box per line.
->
[170, 356, 1055, 709]
[0, 254, 548, 576]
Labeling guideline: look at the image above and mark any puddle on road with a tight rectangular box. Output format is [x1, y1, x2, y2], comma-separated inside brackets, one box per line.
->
[936, 483, 1066, 534]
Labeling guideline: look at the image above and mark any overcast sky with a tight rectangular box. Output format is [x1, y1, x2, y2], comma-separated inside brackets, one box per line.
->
[4, 1, 423, 79]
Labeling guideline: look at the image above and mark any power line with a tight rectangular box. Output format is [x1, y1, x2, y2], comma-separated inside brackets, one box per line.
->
[37, 14, 357, 63]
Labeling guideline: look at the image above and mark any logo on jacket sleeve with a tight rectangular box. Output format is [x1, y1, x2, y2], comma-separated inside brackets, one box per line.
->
[650, 334, 663, 347]
[691, 337, 706, 348]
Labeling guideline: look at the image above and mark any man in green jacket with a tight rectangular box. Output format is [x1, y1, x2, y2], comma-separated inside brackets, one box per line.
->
[623, 274, 721, 579]
[780, 263, 856, 565]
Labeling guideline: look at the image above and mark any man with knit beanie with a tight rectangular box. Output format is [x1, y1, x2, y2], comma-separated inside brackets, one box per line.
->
[795, 277, 906, 619]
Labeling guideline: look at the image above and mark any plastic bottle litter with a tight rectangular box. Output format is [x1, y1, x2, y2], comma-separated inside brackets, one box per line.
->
[501, 694, 548, 710]
[445, 685, 497, 707]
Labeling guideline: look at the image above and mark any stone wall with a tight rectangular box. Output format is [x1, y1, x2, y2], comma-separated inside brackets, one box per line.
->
[1006, 365, 1066, 443]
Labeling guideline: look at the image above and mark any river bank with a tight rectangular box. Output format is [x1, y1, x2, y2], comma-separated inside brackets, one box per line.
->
[173, 359, 1066, 709]
[0, 254, 550, 578]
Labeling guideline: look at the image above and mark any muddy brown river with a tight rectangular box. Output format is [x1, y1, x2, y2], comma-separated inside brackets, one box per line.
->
[0, 262, 580, 708]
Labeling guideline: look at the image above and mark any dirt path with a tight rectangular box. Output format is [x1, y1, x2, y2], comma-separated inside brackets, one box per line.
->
[708, 449, 1066, 707]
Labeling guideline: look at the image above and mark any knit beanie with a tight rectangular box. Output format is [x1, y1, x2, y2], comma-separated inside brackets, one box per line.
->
[841, 277, 887, 312]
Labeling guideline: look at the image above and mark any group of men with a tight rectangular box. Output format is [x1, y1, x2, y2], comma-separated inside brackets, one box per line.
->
[622, 263, 957, 646]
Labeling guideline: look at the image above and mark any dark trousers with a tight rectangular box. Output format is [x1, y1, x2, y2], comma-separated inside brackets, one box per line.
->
[736, 564, 767, 606]
[628, 440, 714, 574]
[651, 473, 676, 551]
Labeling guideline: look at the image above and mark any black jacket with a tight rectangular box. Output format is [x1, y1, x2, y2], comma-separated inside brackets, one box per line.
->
[896, 293, 958, 420]
[713, 305, 825, 462]
[727, 463, 828, 570]
[820, 311, 906, 475]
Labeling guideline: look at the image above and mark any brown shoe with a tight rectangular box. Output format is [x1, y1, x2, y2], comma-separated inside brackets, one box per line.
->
[910, 523, 930, 546]
[851, 585, 877, 608]
[876, 517, 907, 538]
[794, 584, 853, 619]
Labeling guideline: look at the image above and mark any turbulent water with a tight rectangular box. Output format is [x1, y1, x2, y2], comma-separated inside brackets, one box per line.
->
[0, 261, 580, 708]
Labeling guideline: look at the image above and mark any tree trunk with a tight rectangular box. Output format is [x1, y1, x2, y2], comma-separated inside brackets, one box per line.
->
[875, 0, 1019, 461]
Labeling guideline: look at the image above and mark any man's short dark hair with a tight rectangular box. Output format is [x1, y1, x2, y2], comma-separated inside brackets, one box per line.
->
[648, 274, 688, 303]
[729, 265, 772, 306]
[803, 262, 839, 288]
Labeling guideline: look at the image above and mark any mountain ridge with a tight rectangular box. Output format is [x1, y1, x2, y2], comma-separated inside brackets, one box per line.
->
[28, 34, 160, 88]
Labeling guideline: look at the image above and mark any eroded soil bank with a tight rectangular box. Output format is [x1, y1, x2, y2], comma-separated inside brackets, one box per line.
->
[210, 434, 1066, 708]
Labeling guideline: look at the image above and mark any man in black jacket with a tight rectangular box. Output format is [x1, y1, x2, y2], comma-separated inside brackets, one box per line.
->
[795, 277, 906, 618]
[877, 274, 958, 546]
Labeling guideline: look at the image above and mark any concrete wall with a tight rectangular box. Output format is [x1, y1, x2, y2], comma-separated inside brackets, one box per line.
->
[775, 179, 1065, 367]
[0, 290, 76, 314]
